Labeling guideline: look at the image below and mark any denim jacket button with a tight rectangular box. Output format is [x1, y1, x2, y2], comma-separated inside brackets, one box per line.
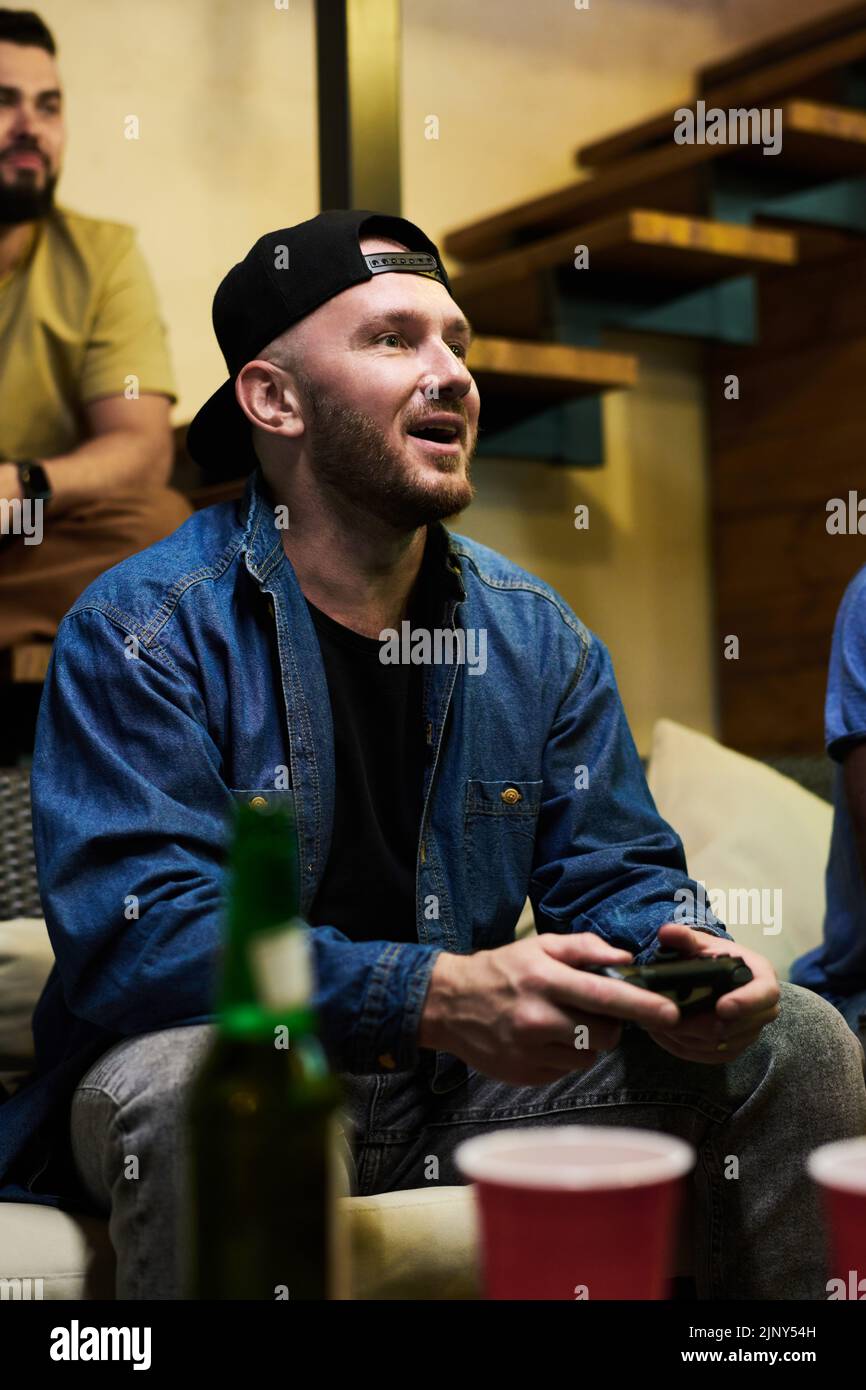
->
[501, 787, 522, 805]
[249, 795, 268, 809]
[378, 1052, 397, 1069]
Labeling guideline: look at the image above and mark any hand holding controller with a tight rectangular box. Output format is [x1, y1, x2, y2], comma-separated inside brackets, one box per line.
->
[584, 948, 754, 1021]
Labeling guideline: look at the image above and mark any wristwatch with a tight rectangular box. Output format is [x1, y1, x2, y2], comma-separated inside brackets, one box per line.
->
[15, 459, 52, 507]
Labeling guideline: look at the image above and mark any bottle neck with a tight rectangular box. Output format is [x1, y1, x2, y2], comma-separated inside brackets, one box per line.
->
[218, 803, 305, 1020]
[219, 1001, 317, 1042]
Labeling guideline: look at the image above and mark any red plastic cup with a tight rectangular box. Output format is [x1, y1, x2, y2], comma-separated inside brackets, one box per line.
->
[455, 1125, 695, 1300]
[807, 1137, 866, 1299]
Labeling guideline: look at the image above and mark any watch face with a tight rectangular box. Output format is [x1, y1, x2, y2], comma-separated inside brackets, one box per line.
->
[19, 462, 51, 502]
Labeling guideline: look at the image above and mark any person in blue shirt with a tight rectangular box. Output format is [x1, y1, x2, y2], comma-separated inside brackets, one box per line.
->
[791, 563, 866, 1037]
[1, 210, 864, 1301]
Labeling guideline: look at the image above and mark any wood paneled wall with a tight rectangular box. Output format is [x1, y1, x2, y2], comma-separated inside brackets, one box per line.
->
[707, 245, 866, 754]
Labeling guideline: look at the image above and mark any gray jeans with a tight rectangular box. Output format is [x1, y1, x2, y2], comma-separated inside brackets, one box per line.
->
[69, 981, 866, 1300]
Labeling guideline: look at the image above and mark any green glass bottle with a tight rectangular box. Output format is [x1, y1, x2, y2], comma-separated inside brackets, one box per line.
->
[185, 798, 347, 1299]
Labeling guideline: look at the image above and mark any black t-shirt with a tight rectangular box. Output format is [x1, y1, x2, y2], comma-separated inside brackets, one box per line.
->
[305, 545, 437, 944]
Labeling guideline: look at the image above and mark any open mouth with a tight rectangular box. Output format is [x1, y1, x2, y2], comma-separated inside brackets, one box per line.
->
[405, 423, 463, 453]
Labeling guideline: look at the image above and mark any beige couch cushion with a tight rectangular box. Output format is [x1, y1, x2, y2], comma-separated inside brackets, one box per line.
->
[346, 1186, 480, 1298]
[647, 719, 832, 980]
[0, 1187, 481, 1300]
[0, 918, 54, 1072]
[0, 1202, 116, 1299]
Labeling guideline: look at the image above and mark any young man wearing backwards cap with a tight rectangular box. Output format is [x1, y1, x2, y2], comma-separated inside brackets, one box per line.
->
[1, 210, 864, 1300]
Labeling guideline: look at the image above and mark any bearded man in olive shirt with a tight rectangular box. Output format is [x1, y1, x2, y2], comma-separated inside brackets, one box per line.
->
[0, 9, 190, 651]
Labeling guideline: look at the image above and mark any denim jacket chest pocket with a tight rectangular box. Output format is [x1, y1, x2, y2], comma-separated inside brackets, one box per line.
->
[463, 778, 543, 948]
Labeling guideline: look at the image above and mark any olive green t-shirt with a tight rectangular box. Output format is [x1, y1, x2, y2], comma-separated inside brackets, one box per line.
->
[0, 204, 177, 461]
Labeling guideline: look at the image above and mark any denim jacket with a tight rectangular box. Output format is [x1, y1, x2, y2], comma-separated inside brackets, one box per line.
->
[0, 466, 730, 1206]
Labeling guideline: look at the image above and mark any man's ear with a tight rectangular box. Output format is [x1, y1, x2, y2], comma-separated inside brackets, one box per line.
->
[236, 360, 305, 440]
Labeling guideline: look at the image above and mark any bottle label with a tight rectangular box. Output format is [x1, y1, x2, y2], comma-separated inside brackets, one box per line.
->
[249, 918, 312, 1010]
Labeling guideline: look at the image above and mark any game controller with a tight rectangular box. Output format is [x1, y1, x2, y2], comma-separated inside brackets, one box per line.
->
[585, 948, 754, 1018]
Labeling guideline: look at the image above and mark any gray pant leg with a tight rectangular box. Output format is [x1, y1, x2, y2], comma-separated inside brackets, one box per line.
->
[69, 1023, 358, 1300]
[716, 983, 866, 1299]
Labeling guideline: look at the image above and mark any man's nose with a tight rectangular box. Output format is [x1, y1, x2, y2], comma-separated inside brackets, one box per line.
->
[9, 106, 41, 140]
[421, 343, 475, 399]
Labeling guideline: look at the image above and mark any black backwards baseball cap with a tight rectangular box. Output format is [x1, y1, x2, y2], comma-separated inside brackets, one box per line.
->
[186, 209, 453, 480]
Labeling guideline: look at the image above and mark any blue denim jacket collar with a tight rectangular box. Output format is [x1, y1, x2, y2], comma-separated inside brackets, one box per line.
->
[237, 466, 467, 611]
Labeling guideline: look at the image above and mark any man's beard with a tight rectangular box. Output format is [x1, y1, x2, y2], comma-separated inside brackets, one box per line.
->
[0, 170, 58, 224]
[297, 372, 476, 530]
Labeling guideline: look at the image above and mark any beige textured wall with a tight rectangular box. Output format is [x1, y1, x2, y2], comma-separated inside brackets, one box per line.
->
[38, 0, 319, 419]
[460, 330, 718, 752]
[35, 0, 841, 751]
